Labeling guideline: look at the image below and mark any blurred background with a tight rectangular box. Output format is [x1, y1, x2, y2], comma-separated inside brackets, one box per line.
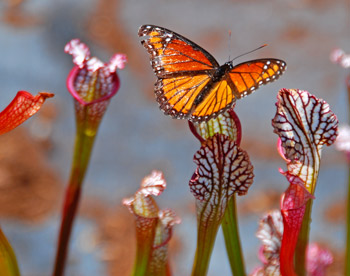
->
[0, 0, 349, 275]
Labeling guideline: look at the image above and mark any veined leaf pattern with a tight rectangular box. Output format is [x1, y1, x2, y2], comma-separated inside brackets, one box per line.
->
[272, 88, 338, 192]
[190, 134, 254, 222]
[189, 109, 241, 143]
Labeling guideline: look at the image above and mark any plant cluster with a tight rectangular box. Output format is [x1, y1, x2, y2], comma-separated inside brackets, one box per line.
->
[1, 35, 348, 276]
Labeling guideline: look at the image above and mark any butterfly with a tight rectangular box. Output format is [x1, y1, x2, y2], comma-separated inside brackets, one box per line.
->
[138, 25, 286, 122]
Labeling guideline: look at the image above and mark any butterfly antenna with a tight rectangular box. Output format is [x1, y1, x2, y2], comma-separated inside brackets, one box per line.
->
[230, 44, 268, 62]
[228, 30, 232, 61]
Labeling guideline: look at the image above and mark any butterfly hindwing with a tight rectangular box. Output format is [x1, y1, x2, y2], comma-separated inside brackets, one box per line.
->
[189, 59, 286, 121]
[138, 25, 219, 77]
[191, 79, 235, 121]
[155, 74, 211, 119]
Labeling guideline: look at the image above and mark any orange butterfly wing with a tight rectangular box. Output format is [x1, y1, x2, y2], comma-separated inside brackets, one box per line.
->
[191, 80, 235, 120]
[156, 75, 211, 119]
[139, 25, 219, 120]
[227, 59, 286, 99]
[191, 59, 286, 121]
[138, 25, 219, 77]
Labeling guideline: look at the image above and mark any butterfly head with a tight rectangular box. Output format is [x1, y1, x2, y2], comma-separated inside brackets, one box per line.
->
[226, 61, 235, 68]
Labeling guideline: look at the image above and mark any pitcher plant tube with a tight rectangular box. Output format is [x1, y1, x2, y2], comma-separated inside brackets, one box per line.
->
[189, 109, 253, 276]
[53, 39, 127, 276]
[254, 210, 283, 275]
[0, 90, 54, 276]
[0, 91, 54, 135]
[254, 210, 333, 276]
[123, 171, 180, 276]
[271, 88, 338, 275]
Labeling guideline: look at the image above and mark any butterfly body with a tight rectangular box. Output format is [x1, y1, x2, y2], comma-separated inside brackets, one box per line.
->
[212, 62, 231, 81]
[193, 62, 231, 106]
[139, 25, 286, 122]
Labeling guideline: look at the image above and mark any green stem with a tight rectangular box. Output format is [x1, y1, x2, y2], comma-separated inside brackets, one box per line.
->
[221, 195, 245, 276]
[191, 205, 221, 276]
[53, 121, 96, 276]
[345, 164, 350, 276]
[132, 219, 158, 276]
[0, 228, 20, 276]
[294, 199, 313, 276]
[191, 225, 219, 276]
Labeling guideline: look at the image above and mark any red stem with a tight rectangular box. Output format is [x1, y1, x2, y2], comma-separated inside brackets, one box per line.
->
[53, 120, 96, 276]
[53, 184, 82, 276]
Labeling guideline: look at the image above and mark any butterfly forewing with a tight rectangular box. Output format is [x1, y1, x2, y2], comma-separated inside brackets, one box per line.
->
[228, 59, 286, 99]
[138, 25, 219, 77]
